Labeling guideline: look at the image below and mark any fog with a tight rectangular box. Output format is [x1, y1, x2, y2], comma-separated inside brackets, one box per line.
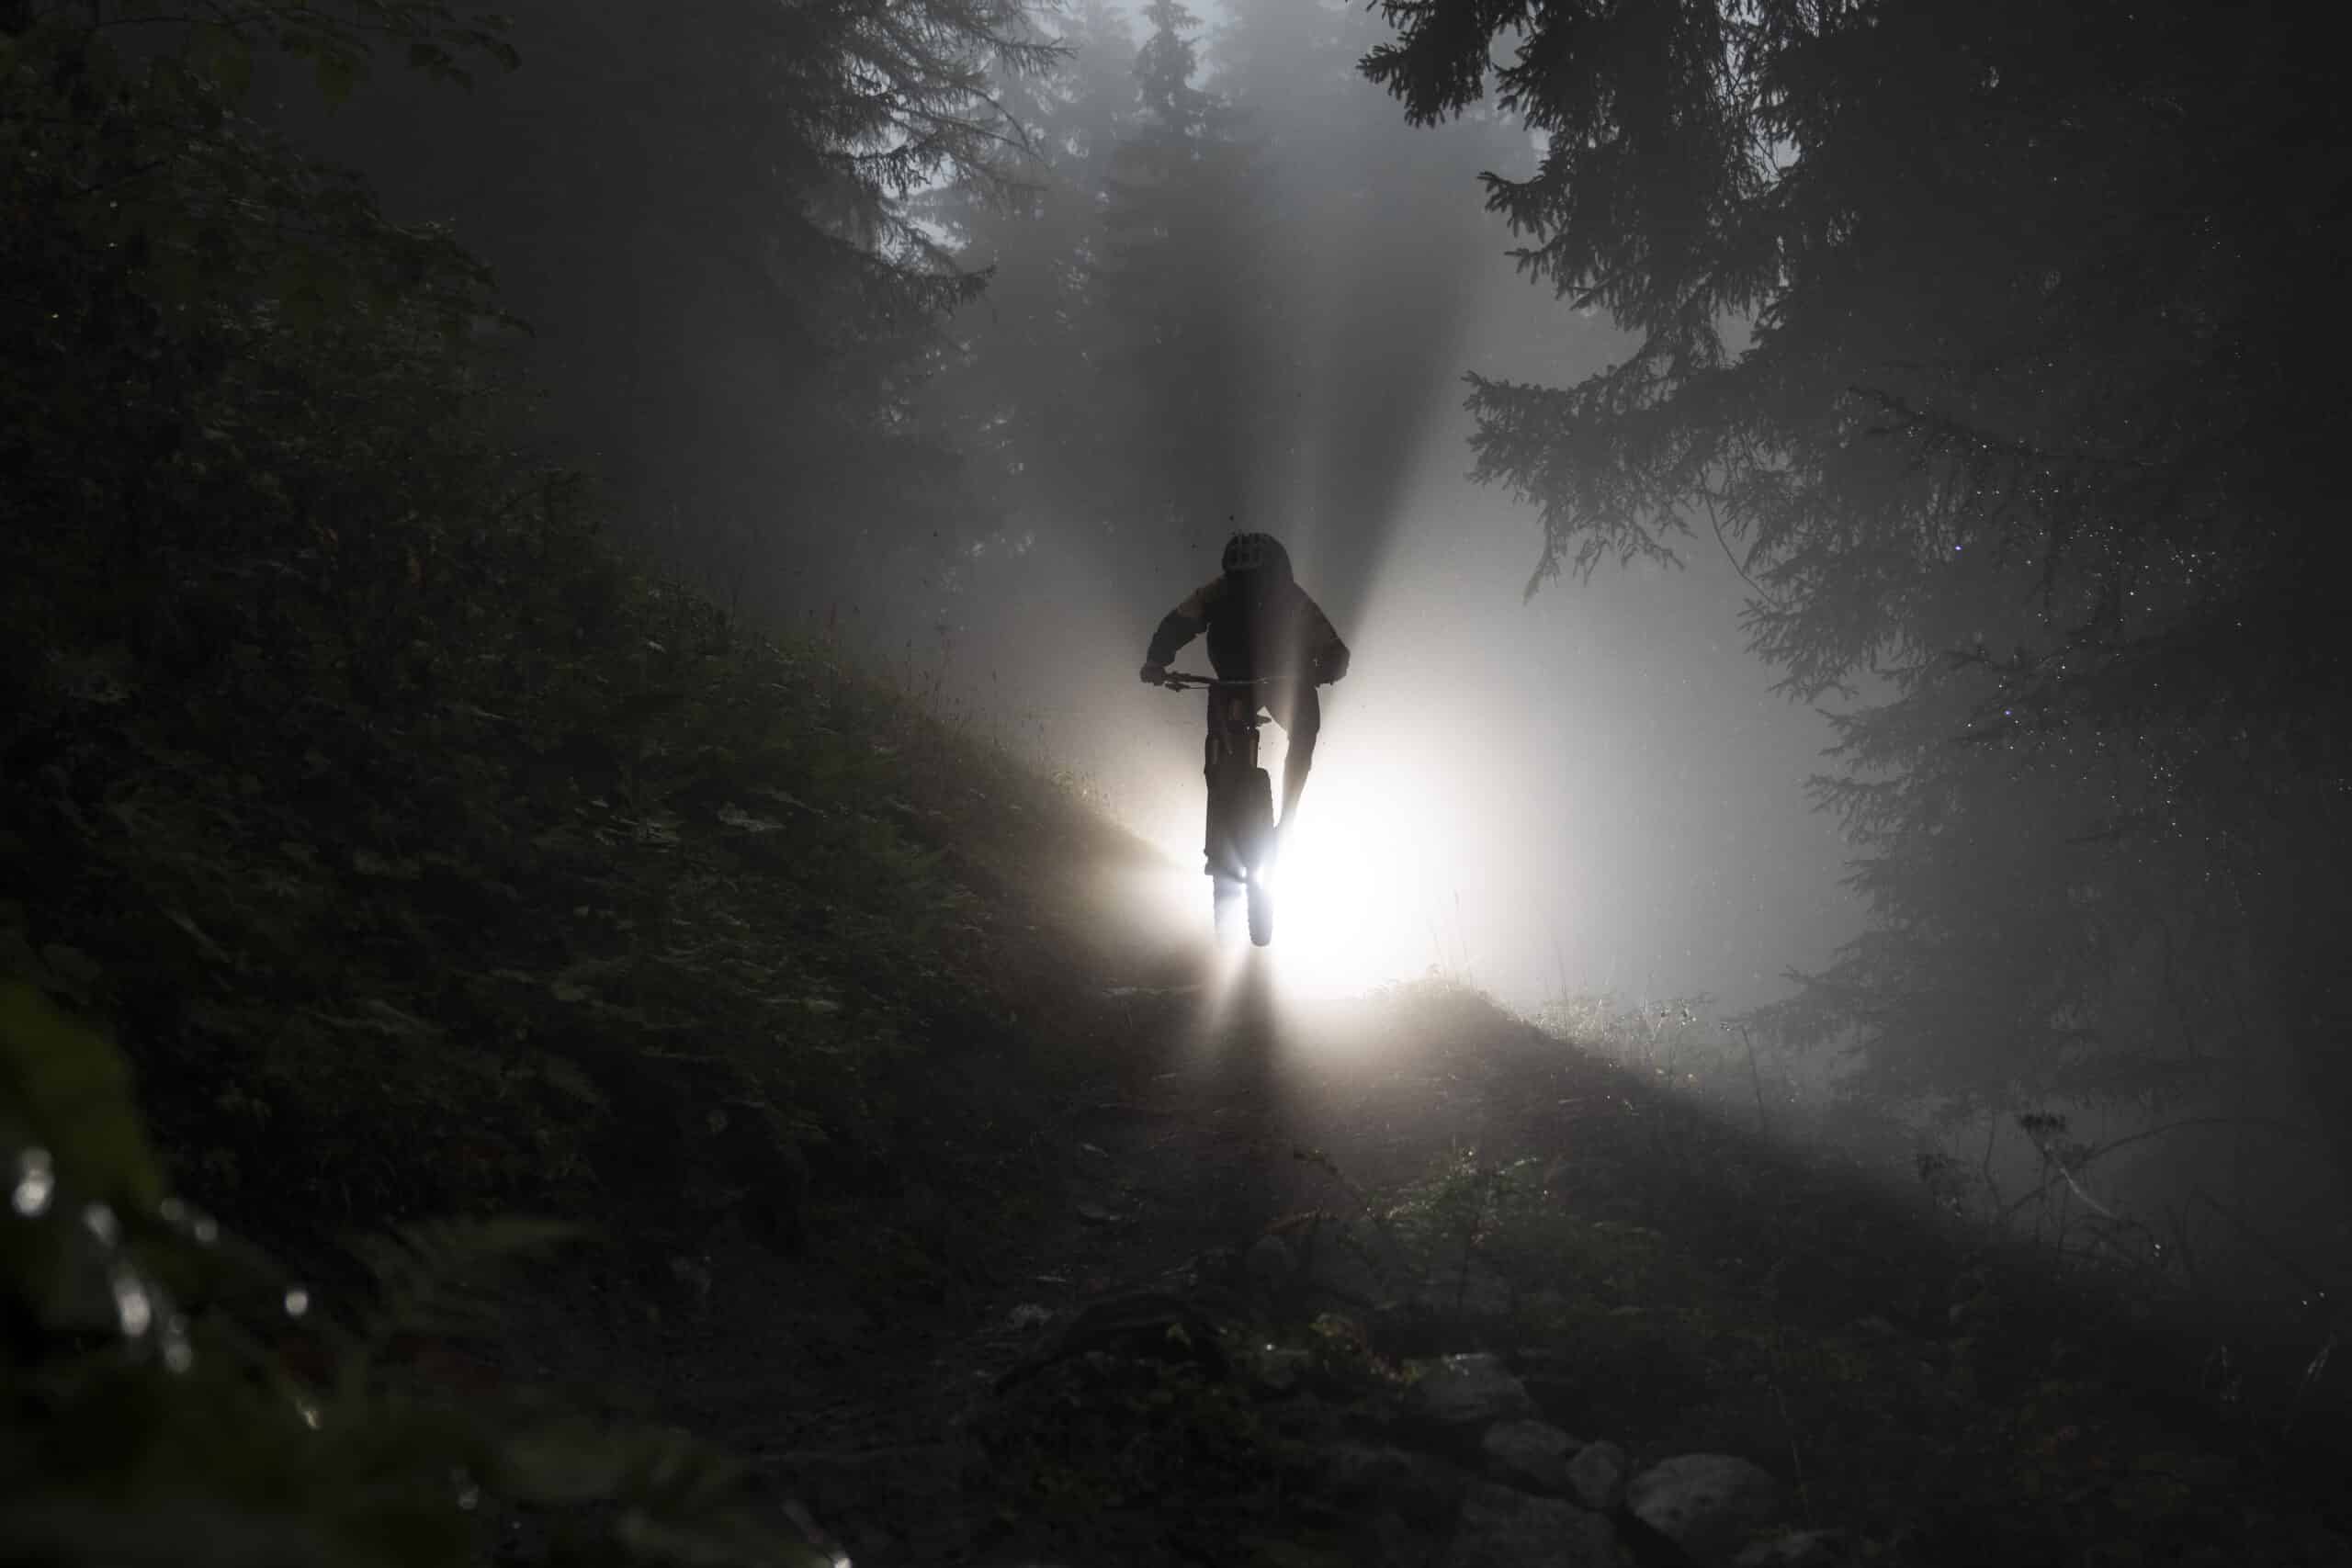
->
[892, 1, 1862, 1013]
[280, 0, 1865, 1022]
[967, 420, 1860, 1014]
[253, 0, 2349, 1291]
[22, 0, 2352, 1553]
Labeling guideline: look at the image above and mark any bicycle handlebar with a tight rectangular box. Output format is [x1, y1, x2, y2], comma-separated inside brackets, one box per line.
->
[1156, 671, 1294, 691]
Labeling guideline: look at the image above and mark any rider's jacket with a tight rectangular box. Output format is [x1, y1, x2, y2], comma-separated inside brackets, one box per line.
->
[1148, 573, 1351, 685]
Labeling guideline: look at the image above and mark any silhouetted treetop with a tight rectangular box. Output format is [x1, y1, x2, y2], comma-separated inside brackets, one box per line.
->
[1363, 0, 2352, 1162]
[1363, 0, 2348, 741]
[1134, 0, 1213, 131]
[1366, 0, 1762, 350]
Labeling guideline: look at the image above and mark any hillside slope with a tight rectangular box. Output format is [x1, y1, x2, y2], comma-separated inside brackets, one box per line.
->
[6, 495, 2347, 1568]
[5, 517, 1183, 1284]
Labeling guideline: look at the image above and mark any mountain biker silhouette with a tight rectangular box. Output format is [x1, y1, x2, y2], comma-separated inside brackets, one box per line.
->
[1141, 532, 1351, 881]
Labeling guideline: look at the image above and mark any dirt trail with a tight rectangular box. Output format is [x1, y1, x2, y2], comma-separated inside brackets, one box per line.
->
[746, 919, 1645, 1562]
[735, 907, 1368, 1560]
[494, 833, 1599, 1563]
[484, 832, 2352, 1568]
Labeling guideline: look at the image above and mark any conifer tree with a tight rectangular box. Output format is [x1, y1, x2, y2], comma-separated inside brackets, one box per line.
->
[1363, 0, 2352, 1180]
[922, 0, 1141, 575]
[1093, 0, 1279, 576]
[1205, 0, 1532, 610]
[265, 0, 1049, 615]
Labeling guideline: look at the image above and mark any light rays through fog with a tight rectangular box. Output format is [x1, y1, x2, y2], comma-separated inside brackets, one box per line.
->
[906, 0, 1860, 1019]
[1131, 558, 1540, 1003]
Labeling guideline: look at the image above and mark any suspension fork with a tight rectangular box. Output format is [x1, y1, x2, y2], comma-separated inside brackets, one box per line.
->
[1202, 692, 1262, 777]
[1203, 694, 1265, 874]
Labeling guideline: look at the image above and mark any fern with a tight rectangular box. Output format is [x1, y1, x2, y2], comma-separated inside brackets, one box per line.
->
[351, 1215, 579, 1349]
[1, 988, 829, 1568]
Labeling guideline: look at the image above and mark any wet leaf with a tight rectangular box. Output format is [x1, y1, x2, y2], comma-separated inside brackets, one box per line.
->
[0, 983, 163, 1211]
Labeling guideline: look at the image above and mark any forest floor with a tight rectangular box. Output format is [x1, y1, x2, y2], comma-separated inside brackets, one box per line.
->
[12, 567, 2350, 1567]
[464, 772, 2352, 1568]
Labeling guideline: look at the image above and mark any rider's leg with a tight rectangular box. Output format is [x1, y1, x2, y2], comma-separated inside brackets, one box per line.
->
[1202, 707, 1242, 878]
[1201, 724, 1220, 875]
[1269, 683, 1321, 829]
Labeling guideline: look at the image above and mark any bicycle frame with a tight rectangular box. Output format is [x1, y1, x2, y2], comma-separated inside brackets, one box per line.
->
[1158, 673, 1296, 784]
[1157, 672, 1288, 943]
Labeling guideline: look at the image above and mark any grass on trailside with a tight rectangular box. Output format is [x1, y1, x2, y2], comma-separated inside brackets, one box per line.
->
[977, 977, 2352, 1567]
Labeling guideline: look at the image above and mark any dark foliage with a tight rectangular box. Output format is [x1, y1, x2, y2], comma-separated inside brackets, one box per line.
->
[919, 0, 1530, 644]
[0, 6, 1125, 1557]
[1363, 0, 2352, 1184]
[250, 0, 1051, 623]
[13, 0, 2349, 1558]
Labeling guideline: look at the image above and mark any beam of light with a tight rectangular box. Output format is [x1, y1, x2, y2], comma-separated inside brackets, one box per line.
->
[1130, 614, 1521, 1009]
[1263, 744, 1456, 1000]
[1187, 930, 1257, 1052]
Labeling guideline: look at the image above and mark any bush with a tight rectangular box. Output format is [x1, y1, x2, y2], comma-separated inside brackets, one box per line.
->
[1, 981, 831, 1567]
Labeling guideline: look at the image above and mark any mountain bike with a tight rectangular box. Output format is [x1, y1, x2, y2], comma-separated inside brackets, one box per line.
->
[1156, 672, 1283, 946]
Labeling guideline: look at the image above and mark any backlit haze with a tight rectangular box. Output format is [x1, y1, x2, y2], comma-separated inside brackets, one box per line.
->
[294, 0, 1863, 1016]
[911, 6, 1863, 1011]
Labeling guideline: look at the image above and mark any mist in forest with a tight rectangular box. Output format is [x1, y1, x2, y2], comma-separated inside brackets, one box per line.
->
[20, 0, 2352, 1550]
[254, 0, 2352, 1280]
[885, 0, 1867, 1015]
[274, 0, 1860, 1014]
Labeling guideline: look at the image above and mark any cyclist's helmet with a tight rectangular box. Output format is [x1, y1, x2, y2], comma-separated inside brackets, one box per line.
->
[1221, 531, 1293, 585]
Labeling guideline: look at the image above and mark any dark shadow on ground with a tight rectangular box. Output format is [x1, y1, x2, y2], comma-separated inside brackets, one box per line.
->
[1193, 954, 1289, 1237]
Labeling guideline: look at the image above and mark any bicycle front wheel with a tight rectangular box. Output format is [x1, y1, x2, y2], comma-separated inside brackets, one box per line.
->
[1239, 767, 1274, 946]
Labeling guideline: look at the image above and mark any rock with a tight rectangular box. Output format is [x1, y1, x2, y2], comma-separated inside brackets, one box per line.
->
[1511, 1345, 1600, 1423]
[1408, 1353, 1537, 1427]
[1417, 1265, 1513, 1321]
[1296, 1213, 1405, 1306]
[1324, 1444, 1472, 1528]
[1356, 1508, 1433, 1568]
[1626, 1454, 1781, 1568]
[1762, 1249, 1863, 1329]
[1238, 1342, 1312, 1395]
[1174, 1247, 1238, 1292]
[1734, 1529, 1855, 1568]
[1245, 1233, 1296, 1293]
[1566, 1440, 1626, 1513]
[1372, 1297, 1451, 1362]
[1444, 1481, 1625, 1568]
[993, 1290, 1227, 1392]
[1481, 1419, 1578, 1495]
[665, 1254, 713, 1308]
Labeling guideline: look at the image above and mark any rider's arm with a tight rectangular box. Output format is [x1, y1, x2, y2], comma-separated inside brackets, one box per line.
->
[1299, 592, 1350, 683]
[1145, 579, 1220, 669]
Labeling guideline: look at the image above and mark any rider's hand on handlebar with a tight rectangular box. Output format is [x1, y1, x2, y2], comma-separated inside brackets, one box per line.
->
[1140, 662, 1170, 686]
